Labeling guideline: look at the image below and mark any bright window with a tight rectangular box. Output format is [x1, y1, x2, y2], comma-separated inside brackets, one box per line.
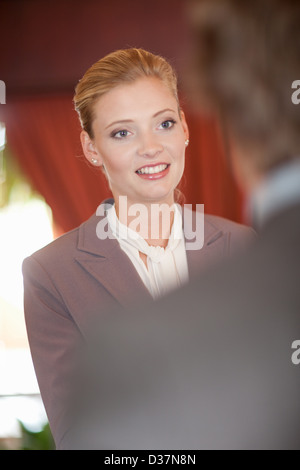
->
[0, 122, 54, 449]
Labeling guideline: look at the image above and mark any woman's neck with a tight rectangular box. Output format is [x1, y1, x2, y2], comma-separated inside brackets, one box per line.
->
[114, 196, 175, 248]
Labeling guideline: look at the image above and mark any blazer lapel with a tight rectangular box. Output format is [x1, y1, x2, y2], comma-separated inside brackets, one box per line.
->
[74, 203, 152, 308]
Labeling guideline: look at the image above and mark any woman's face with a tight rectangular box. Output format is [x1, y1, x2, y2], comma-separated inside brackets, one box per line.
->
[81, 77, 189, 208]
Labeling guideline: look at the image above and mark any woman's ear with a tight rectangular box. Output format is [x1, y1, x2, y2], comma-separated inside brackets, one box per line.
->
[180, 110, 189, 143]
[80, 130, 103, 166]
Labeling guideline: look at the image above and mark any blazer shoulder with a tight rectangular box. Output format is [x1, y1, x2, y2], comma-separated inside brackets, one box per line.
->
[204, 213, 256, 237]
[204, 213, 257, 253]
[182, 206, 255, 241]
[22, 211, 100, 272]
[24, 223, 81, 267]
[22, 209, 119, 274]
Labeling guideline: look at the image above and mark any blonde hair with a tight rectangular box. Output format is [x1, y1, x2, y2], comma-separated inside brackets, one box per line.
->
[73, 48, 180, 139]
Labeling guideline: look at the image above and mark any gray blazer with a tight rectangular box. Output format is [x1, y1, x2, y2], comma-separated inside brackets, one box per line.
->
[22, 200, 255, 447]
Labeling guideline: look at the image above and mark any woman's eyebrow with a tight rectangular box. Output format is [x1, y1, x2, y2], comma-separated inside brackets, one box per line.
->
[153, 108, 176, 118]
[105, 119, 134, 130]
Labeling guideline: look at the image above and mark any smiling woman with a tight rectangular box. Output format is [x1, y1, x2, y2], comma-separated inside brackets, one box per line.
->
[75, 48, 189, 217]
[22, 48, 256, 449]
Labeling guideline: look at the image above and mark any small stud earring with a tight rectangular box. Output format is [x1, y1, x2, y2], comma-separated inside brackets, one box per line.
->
[91, 158, 98, 165]
[185, 139, 189, 147]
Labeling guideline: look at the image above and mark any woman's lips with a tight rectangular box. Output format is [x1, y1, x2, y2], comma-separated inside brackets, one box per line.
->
[136, 163, 170, 180]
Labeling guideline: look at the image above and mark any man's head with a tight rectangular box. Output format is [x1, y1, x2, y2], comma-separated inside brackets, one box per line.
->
[188, 0, 300, 193]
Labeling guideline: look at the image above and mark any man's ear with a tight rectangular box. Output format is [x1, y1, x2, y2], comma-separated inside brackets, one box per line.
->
[80, 130, 103, 166]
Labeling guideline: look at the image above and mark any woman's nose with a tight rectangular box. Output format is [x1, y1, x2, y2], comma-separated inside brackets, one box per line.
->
[137, 133, 163, 158]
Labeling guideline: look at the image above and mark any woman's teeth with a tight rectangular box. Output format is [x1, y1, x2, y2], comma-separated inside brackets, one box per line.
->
[136, 164, 168, 175]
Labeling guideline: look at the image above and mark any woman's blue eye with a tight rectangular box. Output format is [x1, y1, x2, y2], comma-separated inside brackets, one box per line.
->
[160, 119, 176, 129]
[113, 130, 129, 138]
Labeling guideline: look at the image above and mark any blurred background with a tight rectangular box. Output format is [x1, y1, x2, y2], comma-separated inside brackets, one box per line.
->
[0, 0, 244, 449]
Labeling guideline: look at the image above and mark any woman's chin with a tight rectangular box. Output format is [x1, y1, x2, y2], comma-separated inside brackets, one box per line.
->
[141, 187, 177, 204]
[113, 179, 180, 206]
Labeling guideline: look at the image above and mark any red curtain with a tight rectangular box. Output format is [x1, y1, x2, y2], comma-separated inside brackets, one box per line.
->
[0, 95, 245, 237]
[1, 95, 112, 235]
[183, 110, 244, 222]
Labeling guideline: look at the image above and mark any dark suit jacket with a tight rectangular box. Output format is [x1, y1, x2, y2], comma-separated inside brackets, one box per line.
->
[65, 203, 300, 450]
[22, 200, 255, 447]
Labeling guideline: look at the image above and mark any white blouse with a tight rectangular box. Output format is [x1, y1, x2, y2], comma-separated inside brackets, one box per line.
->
[106, 203, 189, 299]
